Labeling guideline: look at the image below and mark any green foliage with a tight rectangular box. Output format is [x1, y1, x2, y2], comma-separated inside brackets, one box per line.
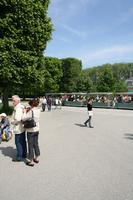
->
[44, 57, 63, 92]
[83, 63, 130, 93]
[113, 80, 128, 92]
[0, 105, 14, 115]
[61, 58, 82, 92]
[0, 0, 53, 104]
[96, 66, 115, 92]
[76, 71, 93, 92]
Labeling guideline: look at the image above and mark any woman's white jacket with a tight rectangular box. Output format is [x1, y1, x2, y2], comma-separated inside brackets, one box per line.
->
[22, 107, 40, 133]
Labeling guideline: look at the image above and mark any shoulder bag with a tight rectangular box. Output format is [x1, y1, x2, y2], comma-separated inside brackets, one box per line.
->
[23, 110, 36, 129]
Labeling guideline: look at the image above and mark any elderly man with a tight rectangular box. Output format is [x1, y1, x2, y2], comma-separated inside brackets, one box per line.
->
[11, 95, 27, 161]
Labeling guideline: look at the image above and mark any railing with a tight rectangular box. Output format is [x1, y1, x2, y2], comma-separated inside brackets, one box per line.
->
[63, 101, 133, 110]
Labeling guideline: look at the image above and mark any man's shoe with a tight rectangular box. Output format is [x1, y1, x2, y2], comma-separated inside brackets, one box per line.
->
[12, 158, 23, 162]
[89, 126, 94, 128]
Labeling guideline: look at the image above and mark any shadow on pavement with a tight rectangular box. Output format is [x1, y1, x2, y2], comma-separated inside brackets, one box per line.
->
[124, 133, 133, 140]
[75, 123, 86, 127]
[0, 146, 16, 159]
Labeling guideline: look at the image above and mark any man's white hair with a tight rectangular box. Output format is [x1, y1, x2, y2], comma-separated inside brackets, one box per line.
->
[12, 95, 20, 102]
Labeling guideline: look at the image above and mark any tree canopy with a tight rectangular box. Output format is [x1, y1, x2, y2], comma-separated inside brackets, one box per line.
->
[0, 0, 53, 107]
[61, 58, 82, 92]
[43, 57, 63, 93]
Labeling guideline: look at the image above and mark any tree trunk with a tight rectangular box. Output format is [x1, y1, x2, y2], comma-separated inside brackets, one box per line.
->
[2, 86, 9, 109]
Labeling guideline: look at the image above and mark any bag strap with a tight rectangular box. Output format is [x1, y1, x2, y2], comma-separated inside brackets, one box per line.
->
[31, 110, 34, 119]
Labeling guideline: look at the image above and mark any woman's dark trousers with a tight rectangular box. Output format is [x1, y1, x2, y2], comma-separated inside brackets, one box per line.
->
[27, 132, 40, 160]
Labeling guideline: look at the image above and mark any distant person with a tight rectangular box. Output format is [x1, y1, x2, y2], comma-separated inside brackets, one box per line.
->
[112, 97, 117, 109]
[58, 98, 62, 109]
[84, 98, 94, 128]
[41, 96, 47, 111]
[55, 98, 59, 109]
[47, 97, 52, 111]
[11, 95, 27, 161]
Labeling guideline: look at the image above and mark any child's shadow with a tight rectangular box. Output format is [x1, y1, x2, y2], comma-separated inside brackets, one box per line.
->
[124, 133, 133, 140]
[75, 123, 86, 127]
[0, 146, 16, 159]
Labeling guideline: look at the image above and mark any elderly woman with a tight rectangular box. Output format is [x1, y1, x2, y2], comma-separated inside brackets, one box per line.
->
[22, 99, 40, 167]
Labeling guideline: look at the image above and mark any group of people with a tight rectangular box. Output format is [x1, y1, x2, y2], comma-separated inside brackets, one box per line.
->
[40, 96, 52, 111]
[1, 94, 93, 167]
[40, 96, 62, 111]
[10, 95, 41, 167]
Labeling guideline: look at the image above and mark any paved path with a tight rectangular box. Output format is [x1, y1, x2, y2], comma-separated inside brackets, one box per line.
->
[0, 107, 133, 200]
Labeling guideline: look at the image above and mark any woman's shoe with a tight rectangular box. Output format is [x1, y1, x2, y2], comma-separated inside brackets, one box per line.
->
[26, 161, 34, 167]
[33, 158, 39, 163]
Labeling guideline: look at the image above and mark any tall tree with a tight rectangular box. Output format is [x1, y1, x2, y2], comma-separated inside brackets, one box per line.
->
[96, 66, 115, 92]
[61, 58, 82, 92]
[43, 57, 63, 93]
[0, 0, 53, 109]
[76, 70, 93, 92]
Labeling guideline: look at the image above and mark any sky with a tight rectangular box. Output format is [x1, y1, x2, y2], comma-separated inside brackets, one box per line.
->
[45, 0, 133, 68]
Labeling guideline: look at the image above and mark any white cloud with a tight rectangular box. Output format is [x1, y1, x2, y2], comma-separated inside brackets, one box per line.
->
[57, 36, 70, 43]
[49, 0, 99, 21]
[88, 45, 133, 60]
[79, 44, 133, 66]
[61, 24, 88, 38]
[48, 0, 101, 38]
